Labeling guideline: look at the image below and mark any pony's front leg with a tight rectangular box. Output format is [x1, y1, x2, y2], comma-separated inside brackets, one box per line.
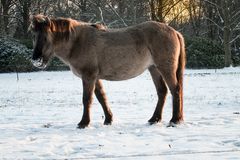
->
[78, 77, 96, 129]
[95, 80, 113, 125]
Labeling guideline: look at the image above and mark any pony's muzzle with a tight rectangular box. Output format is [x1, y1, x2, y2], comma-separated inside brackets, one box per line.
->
[31, 58, 46, 69]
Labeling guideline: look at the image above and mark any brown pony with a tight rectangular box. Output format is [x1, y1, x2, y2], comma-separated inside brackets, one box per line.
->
[29, 15, 185, 128]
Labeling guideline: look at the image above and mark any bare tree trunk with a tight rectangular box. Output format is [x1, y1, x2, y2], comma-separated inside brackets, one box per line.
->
[149, 0, 157, 21]
[95, 1, 101, 22]
[223, 26, 232, 67]
[118, 0, 125, 17]
[156, 0, 164, 22]
[188, 0, 198, 36]
[13, 0, 31, 39]
[1, 0, 12, 34]
[149, 0, 164, 22]
[0, 1, 3, 34]
[22, 0, 30, 38]
[221, 0, 232, 67]
[206, 0, 217, 39]
[128, 0, 136, 25]
[136, 0, 145, 19]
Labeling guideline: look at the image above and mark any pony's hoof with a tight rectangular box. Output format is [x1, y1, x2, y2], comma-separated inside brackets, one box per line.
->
[168, 119, 183, 127]
[167, 122, 177, 127]
[148, 117, 161, 125]
[170, 118, 183, 124]
[148, 121, 157, 125]
[104, 119, 112, 125]
[77, 124, 89, 129]
[77, 121, 89, 129]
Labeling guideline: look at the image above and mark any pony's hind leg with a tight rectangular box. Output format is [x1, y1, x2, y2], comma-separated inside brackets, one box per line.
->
[159, 67, 183, 125]
[148, 66, 168, 124]
[95, 80, 113, 125]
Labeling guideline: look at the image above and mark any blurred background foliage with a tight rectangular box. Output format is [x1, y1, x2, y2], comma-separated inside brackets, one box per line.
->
[0, 0, 240, 72]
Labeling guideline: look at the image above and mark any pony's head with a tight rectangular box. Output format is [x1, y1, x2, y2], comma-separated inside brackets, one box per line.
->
[29, 15, 54, 69]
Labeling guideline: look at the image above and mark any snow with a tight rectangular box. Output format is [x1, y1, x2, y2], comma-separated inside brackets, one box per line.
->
[0, 67, 240, 159]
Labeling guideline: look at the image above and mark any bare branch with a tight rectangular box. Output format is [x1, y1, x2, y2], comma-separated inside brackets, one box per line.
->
[233, 21, 240, 31]
[98, 7, 105, 24]
[163, 0, 182, 19]
[88, 0, 127, 26]
[204, 16, 223, 31]
[230, 16, 240, 29]
[230, 34, 240, 44]
[218, 35, 223, 44]
[168, 8, 187, 26]
[0, 14, 22, 22]
[231, 10, 240, 20]
[106, 2, 128, 27]
[216, 6, 224, 24]
[202, 0, 222, 10]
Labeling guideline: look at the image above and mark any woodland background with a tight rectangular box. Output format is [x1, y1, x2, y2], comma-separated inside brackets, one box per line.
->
[0, 0, 240, 72]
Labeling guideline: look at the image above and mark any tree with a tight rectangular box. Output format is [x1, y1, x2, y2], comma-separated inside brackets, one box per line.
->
[149, 0, 186, 23]
[14, 0, 32, 39]
[0, 0, 14, 35]
[187, 0, 203, 36]
[203, 0, 240, 67]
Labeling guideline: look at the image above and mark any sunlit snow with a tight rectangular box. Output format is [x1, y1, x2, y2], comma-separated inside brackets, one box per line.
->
[0, 68, 240, 159]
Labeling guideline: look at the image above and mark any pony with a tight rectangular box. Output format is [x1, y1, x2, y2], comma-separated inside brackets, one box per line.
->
[29, 15, 185, 128]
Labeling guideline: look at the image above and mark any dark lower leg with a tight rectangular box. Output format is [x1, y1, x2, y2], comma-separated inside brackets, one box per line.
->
[95, 80, 113, 125]
[170, 85, 183, 123]
[78, 78, 96, 129]
[148, 66, 168, 124]
[148, 93, 167, 124]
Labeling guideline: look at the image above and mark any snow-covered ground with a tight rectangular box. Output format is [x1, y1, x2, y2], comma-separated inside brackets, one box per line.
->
[0, 67, 240, 159]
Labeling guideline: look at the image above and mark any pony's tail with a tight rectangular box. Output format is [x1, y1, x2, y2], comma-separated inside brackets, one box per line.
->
[176, 32, 186, 117]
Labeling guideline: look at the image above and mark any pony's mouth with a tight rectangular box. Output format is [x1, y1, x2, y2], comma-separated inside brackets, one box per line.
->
[31, 57, 47, 69]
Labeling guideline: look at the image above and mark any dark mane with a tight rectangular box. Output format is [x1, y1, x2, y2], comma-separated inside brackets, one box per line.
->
[49, 18, 79, 41]
[30, 15, 107, 41]
[49, 18, 107, 40]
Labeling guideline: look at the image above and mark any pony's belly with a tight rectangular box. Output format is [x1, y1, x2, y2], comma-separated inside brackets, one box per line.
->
[101, 70, 144, 81]
[99, 55, 154, 81]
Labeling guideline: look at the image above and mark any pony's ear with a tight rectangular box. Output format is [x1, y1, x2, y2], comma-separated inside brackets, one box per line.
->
[29, 15, 51, 31]
[32, 15, 48, 23]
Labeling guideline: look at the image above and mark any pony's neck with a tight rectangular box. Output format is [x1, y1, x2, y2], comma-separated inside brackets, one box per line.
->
[53, 41, 72, 64]
[50, 18, 80, 62]
[53, 31, 80, 64]
[51, 19, 96, 64]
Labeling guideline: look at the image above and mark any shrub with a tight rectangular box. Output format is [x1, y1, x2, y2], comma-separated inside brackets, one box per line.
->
[0, 37, 68, 73]
[0, 37, 34, 73]
[232, 53, 240, 67]
[19, 38, 33, 49]
[47, 57, 69, 71]
[185, 36, 225, 69]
